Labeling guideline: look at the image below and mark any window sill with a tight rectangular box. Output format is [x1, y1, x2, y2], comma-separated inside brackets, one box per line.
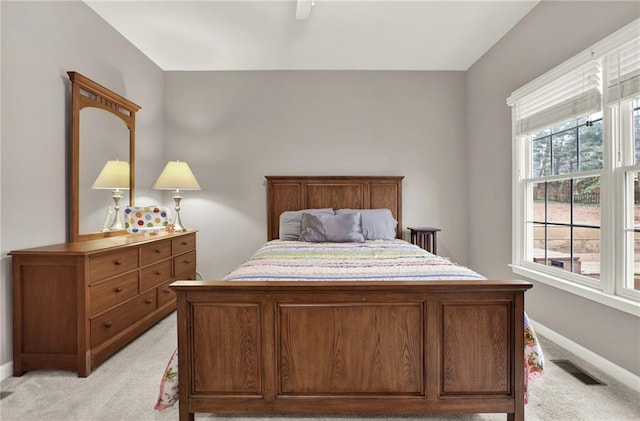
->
[510, 264, 640, 317]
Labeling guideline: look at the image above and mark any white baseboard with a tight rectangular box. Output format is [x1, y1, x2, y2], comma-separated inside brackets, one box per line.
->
[530, 319, 640, 392]
[0, 360, 12, 382]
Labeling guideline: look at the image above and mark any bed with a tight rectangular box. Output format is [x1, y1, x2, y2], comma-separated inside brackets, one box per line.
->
[165, 176, 542, 421]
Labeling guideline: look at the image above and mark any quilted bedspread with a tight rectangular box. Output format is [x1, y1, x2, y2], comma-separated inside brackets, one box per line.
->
[155, 240, 544, 410]
[224, 239, 487, 281]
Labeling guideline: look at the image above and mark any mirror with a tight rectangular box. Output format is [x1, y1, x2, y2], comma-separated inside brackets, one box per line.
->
[79, 109, 130, 234]
[68, 72, 141, 242]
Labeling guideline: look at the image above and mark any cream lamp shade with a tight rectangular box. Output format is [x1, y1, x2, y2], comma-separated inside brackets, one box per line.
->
[92, 160, 130, 190]
[153, 161, 201, 191]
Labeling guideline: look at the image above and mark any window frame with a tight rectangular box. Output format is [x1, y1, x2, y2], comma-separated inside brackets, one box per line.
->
[616, 99, 640, 302]
[509, 18, 640, 317]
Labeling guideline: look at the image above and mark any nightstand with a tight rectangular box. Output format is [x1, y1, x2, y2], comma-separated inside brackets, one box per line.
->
[408, 227, 441, 254]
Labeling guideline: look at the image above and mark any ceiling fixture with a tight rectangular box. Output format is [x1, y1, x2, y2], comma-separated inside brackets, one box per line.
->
[296, 0, 314, 20]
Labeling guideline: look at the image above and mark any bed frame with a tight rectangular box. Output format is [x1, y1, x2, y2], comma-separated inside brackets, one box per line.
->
[172, 176, 531, 421]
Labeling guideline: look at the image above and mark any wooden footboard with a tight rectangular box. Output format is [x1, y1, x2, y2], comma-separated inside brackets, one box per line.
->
[172, 280, 531, 421]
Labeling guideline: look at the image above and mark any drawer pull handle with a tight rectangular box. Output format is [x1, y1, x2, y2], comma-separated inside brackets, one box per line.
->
[104, 322, 112, 328]
[181, 241, 188, 245]
[163, 289, 171, 294]
[114, 287, 122, 293]
[183, 260, 191, 264]
[114, 260, 123, 266]
[155, 249, 162, 253]
[155, 270, 162, 275]
[145, 299, 153, 304]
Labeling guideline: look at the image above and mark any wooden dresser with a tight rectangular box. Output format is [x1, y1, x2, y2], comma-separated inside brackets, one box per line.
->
[10, 230, 196, 377]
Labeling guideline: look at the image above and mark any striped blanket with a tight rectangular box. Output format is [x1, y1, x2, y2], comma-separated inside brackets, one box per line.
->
[223, 239, 485, 281]
[155, 239, 544, 410]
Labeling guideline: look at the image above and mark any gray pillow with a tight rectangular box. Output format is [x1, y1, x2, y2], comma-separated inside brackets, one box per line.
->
[279, 208, 334, 240]
[300, 212, 365, 243]
[335, 208, 397, 240]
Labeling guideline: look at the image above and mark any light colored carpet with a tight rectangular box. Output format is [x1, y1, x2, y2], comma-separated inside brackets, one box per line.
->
[1, 312, 638, 421]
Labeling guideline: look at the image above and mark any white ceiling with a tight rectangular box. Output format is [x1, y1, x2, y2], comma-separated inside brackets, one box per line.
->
[85, 0, 539, 71]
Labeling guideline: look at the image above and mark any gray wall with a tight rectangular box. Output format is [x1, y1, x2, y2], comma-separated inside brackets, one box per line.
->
[164, 71, 470, 279]
[0, 1, 165, 369]
[2, 0, 639, 381]
[466, 1, 640, 375]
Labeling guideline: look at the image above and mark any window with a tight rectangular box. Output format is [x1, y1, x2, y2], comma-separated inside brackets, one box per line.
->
[621, 98, 640, 296]
[529, 114, 602, 282]
[508, 19, 640, 313]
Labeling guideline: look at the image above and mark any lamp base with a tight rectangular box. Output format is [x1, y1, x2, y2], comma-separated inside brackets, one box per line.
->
[172, 191, 188, 232]
[108, 190, 124, 231]
[172, 222, 187, 232]
[99, 207, 114, 232]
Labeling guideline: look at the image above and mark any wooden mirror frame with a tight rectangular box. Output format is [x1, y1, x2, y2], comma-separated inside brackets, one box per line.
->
[68, 72, 141, 242]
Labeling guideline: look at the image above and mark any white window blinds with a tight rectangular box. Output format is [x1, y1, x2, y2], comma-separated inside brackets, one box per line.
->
[514, 60, 602, 134]
[508, 18, 640, 135]
[607, 37, 640, 103]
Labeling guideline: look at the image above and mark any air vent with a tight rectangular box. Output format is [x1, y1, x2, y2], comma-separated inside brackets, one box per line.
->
[552, 359, 606, 385]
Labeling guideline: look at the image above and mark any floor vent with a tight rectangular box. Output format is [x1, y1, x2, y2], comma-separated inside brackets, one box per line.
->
[552, 359, 606, 385]
[0, 391, 13, 400]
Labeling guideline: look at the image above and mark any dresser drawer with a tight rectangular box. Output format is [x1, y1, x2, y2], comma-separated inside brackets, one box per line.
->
[172, 233, 195, 255]
[89, 249, 138, 283]
[90, 272, 139, 316]
[174, 250, 196, 276]
[157, 279, 176, 307]
[140, 259, 172, 292]
[90, 290, 157, 348]
[140, 240, 171, 266]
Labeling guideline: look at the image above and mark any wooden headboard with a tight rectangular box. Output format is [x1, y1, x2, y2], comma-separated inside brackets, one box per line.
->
[266, 176, 404, 241]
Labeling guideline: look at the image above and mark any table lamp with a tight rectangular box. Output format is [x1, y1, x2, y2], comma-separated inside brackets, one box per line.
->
[92, 160, 130, 231]
[153, 160, 201, 232]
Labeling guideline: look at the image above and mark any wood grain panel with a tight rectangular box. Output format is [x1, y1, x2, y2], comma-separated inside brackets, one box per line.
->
[90, 290, 157, 348]
[157, 279, 176, 307]
[88, 248, 138, 283]
[22, 266, 77, 354]
[278, 303, 423, 395]
[172, 233, 196, 255]
[174, 250, 196, 277]
[265, 176, 404, 240]
[140, 240, 171, 266]
[140, 259, 172, 291]
[306, 184, 364, 210]
[268, 183, 302, 241]
[441, 302, 510, 395]
[192, 303, 262, 394]
[172, 280, 531, 421]
[90, 271, 139, 316]
[370, 183, 402, 238]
